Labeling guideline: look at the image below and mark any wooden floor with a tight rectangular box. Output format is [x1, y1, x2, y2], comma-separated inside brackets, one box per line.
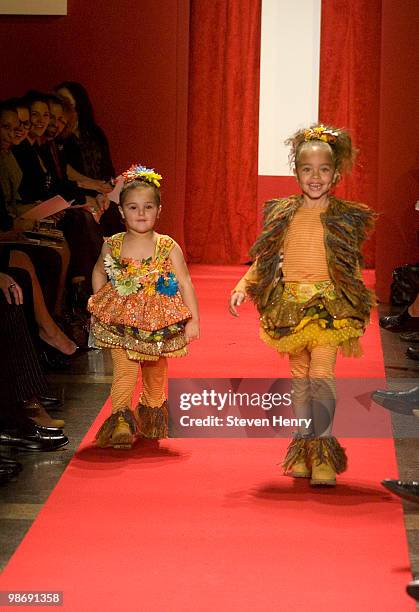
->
[0, 305, 418, 585]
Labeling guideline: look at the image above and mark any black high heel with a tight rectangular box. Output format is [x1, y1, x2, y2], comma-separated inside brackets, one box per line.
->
[37, 339, 72, 371]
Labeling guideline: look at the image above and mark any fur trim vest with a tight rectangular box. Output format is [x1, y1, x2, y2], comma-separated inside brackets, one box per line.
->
[247, 195, 376, 320]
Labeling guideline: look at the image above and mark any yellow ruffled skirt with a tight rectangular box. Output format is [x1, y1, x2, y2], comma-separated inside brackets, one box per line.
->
[260, 281, 365, 357]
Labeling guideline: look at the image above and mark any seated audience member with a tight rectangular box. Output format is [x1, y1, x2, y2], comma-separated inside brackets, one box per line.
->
[46, 93, 112, 195]
[0, 268, 69, 441]
[55, 80, 124, 235]
[55, 81, 115, 181]
[0, 101, 23, 217]
[13, 97, 31, 146]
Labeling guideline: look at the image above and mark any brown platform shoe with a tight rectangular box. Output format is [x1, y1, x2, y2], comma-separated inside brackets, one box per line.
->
[95, 408, 139, 449]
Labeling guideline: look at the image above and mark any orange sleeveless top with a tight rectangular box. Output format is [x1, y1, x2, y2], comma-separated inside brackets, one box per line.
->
[88, 232, 191, 331]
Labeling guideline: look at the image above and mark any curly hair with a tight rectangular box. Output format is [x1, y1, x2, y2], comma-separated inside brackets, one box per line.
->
[285, 124, 357, 178]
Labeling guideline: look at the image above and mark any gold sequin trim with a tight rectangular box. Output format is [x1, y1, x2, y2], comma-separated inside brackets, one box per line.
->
[91, 320, 187, 358]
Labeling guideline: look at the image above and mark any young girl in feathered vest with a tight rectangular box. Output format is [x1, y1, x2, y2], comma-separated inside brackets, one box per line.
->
[229, 125, 376, 485]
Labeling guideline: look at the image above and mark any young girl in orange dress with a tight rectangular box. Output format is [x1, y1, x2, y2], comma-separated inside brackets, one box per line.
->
[229, 125, 375, 485]
[88, 165, 199, 449]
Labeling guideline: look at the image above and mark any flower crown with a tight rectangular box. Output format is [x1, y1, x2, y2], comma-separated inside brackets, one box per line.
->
[304, 125, 338, 145]
[122, 164, 163, 188]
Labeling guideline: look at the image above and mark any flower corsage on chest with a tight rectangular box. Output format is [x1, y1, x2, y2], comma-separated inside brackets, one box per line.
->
[103, 254, 179, 297]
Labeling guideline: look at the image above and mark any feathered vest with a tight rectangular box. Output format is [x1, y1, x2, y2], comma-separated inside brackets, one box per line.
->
[247, 195, 376, 322]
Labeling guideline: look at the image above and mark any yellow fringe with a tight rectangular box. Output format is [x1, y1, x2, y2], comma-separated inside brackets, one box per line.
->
[126, 347, 187, 361]
[260, 322, 363, 358]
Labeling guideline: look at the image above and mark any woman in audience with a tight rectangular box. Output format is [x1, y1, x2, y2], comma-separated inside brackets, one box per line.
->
[55, 81, 123, 236]
[13, 98, 31, 146]
[0, 101, 23, 218]
[55, 81, 115, 180]
[45, 93, 111, 196]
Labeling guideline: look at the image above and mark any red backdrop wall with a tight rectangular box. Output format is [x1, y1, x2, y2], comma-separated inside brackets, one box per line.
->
[0, 0, 190, 248]
[185, 0, 261, 264]
[319, 0, 382, 269]
[375, 0, 419, 301]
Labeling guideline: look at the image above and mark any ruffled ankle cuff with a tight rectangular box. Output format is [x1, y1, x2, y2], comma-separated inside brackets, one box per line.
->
[282, 436, 311, 471]
[308, 436, 348, 474]
[136, 401, 168, 439]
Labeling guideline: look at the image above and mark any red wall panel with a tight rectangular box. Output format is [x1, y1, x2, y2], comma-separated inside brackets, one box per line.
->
[375, 0, 419, 301]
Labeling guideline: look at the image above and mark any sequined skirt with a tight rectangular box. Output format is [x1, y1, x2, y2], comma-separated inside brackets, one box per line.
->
[89, 317, 188, 361]
[260, 281, 365, 357]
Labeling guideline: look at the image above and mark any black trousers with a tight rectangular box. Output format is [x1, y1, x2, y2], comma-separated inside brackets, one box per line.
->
[0, 268, 46, 427]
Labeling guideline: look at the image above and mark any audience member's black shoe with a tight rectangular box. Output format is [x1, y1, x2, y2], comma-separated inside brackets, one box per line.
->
[0, 422, 68, 452]
[400, 331, 419, 343]
[32, 423, 65, 433]
[381, 479, 419, 504]
[0, 429, 43, 451]
[407, 346, 419, 361]
[38, 341, 71, 371]
[407, 579, 419, 602]
[37, 394, 63, 409]
[17, 415, 64, 434]
[371, 387, 419, 414]
[379, 307, 419, 333]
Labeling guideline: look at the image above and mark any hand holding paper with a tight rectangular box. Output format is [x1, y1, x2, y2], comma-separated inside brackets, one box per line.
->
[20, 195, 70, 221]
[108, 176, 124, 204]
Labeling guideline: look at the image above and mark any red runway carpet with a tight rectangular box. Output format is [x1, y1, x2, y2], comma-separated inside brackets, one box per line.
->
[0, 266, 413, 610]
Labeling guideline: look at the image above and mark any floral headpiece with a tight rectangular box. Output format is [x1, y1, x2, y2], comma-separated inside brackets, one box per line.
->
[122, 164, 162, 188]
[304, 125, 338, 145]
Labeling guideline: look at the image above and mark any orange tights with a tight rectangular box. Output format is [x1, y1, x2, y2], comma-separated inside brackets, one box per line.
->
[289, 345, 338, 436]
[110, 349, 168, 412]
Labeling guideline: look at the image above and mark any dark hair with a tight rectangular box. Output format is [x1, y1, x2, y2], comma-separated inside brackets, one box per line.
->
[54, 81, 113, 164]
[2, 97, 29, 112]
[0, 100, 18, 117]
[120, 180, 161, 207]
[55, 81, 102, 135]
[45, 92, 66, 108]
[23, 90, 50, 108]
